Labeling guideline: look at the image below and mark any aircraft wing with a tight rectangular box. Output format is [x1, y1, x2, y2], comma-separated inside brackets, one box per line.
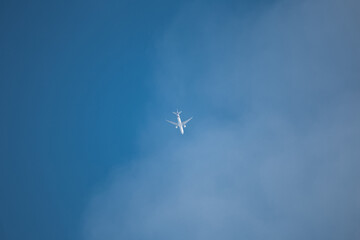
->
[166, 120, 178, 126]
[182, 117, 193, 125]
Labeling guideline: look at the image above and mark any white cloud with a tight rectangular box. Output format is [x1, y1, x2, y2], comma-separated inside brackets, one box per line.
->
[83, 0, 360, 239]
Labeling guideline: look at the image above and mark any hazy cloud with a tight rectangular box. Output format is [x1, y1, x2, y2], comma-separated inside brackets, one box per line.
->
[83, 0, 360, 239]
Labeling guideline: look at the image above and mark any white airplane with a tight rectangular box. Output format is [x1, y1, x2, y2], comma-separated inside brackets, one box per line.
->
[166, 110, 193, 135]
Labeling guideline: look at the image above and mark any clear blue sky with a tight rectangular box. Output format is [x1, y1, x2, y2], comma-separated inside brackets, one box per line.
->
[1, 0, 359, 240]
[0, 0, 188, 238]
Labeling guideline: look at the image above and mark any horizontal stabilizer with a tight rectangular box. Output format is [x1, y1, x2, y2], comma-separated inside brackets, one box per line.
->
[173, 111, 182, 116]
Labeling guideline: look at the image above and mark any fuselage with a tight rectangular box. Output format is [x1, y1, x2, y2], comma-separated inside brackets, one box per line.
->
[177, 115, 184, 134]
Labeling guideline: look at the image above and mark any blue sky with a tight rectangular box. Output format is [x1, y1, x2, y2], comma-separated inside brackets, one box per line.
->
[1, 0, 360, 240]
[0, 0, 185, 238]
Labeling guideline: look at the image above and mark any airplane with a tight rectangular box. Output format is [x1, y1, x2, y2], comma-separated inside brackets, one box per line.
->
[166, 110, 193, 135]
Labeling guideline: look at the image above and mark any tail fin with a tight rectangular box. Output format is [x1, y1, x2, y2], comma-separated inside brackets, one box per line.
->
[173, 110, 182, 116]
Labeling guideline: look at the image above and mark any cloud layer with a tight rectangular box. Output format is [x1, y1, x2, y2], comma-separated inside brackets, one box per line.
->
[83, 0, 360, 239]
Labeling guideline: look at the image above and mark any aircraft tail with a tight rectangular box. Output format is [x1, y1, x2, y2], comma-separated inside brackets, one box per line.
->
[173, 110, 182, 116]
